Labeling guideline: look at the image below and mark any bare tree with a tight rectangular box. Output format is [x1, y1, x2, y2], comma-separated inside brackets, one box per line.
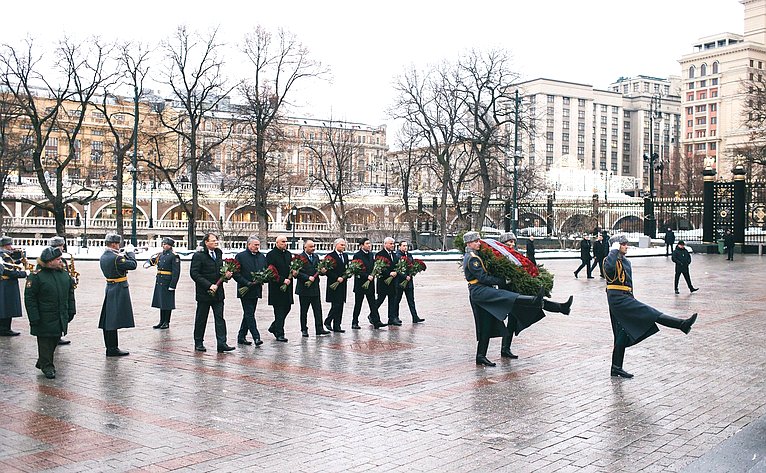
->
[236, 26, 328, 242]
[154, 26, 237, 249]
[677, 152, 705, 199]
[391, 123, 428, 246]
[0, 37, 113, 235]
[304, 120, 361, 237]
[0, 91, 27, 232]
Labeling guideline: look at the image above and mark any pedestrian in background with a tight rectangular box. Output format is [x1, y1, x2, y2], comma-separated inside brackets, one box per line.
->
[525, 235, 537, 266]
[590, 232, 606, 278]
[723, 229, 735, 261]
[664, 227, 675, 257]
[574, 234, 593, 279]
[672, 241, 699, 295]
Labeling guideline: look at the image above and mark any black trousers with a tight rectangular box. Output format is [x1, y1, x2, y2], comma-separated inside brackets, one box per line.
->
[665, 243, 673, 256]
[103, 329, 120, 350]
[36, 336, 59, 372]
[326, 301, 344, 330]
[727, 245, 735, 260]
[299, 295, 323, 333]
[269, 304, 290, 337]
[674, 267, 693, 291]
[238, 298, 261, 340]
[396, 284, 419, 320]
[194, 301, 227, 347]
[575, 258, 592, 277]
[159, 309, 172, 324]
[376, 289, 399, 322]
[353, 291, 381, 324]
[590, 257, 604, 277]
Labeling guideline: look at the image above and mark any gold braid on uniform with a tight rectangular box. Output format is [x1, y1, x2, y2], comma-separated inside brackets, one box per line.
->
[605, 258, 625, 285]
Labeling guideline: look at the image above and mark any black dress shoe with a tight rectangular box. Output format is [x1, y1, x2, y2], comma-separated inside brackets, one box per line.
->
[275, 336, 288, 342]
[475, 355, 496, 367]
[57, 338, 71, 346]
[351, 323, 361, 329]
[237, 338, 252, 345]
[586, 276, 595, 279]
[690, 287, 699, 293]
[152, 323, 163, 329]
[675, 289, 680, 294]
[332, 328, 346, 333]
[317, 330, 331, 335]
[195, 344, 207, 352]
[43, 369, 56, 379]
[500, 349, 519, 359]
[324, 320, 333, 332]
[680, 313, 698, 335]
[573, 271, 579, 279]
[610, 366, 634, 378]
[106, 348, 130, 357]
[412, 317, 425, 323]
[0, 330, 20, 336]
[159, 323, 170, 329]
[217, 345, 236, 353]
[388, 319, 402, 326]
[301, 330, 309, 337]
[254, 338, 263, 346]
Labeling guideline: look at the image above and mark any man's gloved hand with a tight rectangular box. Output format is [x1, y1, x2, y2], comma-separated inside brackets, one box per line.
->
[123, 243, 136, 254]
[611, 241, 622, 251]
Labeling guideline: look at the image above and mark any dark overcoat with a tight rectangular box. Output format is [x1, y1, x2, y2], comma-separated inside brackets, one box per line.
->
[463, 250, 517, 340]
[374, 248, 398, 297]
[234, 249, 266, 300]
[25, 267, 75, 337]
[352, 250, 375, 295]
[324, 251, 348, 304]
[579, 239, 592, 262]
[604, 248, 661, 346]
[592, 239, 606, 260]
[190, 248, 225, 302]
[0, 250, 26, 319]
[671, 246, 692, 269]
[99, 248, 137, 330]
[266, 247, 293, 306]
[151, 249, 181, 310]
[295, 251, 321, 298]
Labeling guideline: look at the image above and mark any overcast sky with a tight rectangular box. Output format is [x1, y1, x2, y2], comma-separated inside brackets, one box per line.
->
[0, 0, 745, 139]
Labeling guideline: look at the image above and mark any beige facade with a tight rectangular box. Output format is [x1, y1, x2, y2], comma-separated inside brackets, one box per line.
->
[678, 0, 766, 179]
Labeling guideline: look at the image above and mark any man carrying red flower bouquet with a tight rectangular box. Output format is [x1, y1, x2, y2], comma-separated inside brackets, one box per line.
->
[374, 237, 401, 326]
[395, 241, 425, 324]
[324, 238, 349, 333]
[234, 236, 267, 346]
[265, 235, 293, 342]
[351, 237, 387, 329]
[190, 233, 235, 353]
[295, 239, 331, 337]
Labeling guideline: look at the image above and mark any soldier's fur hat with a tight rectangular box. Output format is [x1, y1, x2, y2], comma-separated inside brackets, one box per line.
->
[498, 232, 517, 243]
[49, 236, 66, 247]
[609, 234, 629, 245]
[161, 237, 175, 247]
[40, 246, 62, 263]
[104, 233, 122, 244]
[0, 236, 12, 246]
[463, 231, 480, 243]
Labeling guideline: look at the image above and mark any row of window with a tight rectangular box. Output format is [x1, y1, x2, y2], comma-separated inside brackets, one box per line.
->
[688, 61, 720, 79]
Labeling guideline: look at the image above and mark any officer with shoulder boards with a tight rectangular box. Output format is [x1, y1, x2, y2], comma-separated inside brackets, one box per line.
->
[146, 237, 181, 329]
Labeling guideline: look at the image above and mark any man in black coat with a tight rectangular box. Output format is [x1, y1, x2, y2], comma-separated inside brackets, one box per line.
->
[723, 229, 735, 261]
[266, 235, 293, 342]
[99, 233, 137, 357]
[590, 232, 606, 278]
[324, 238, 349, 333]
[374, 237, 401, 325]
[664, 228, 675, 257]
[295, 239, 330, 337]
[672, 241, 698, 294]
[395, 240, 425, 324]
[190, 232, 235, 353]
[148, 237, 181, 329]
[0, 236, 27, 336]
[234, 236, 267, 345]
[574, 234, 593, 278]
[351, 237, 386, 329]
[525, 235, 537, 266]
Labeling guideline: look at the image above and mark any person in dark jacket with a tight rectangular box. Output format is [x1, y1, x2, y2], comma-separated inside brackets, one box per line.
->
[672, 241, 698, 294]
[190, 232, 235, 353]
[295, 239, 330, 337]
[723, 229, 735, 261]
[25, 247, 75, 379]
[0, 236, 27, 336]
[525, 235, 537, 266]
[351, 238, 387, 329]
[573, 234, 593, 278]
[374, 237, 401, 325]
[664, 228, 675, 257]
[147, 237, 181, 329]
[590, 232, 606, 278]
[266, 235, 293, 342]
[395, 240, 425, 324]
[324, 238, 349, 332]
[604, 234, 698, 378]
[99, 233, 137, 357]
[234, 236, 267, 345]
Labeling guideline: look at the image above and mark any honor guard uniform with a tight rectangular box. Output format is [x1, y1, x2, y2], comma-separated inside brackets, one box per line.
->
[99, 233, 137, 356]
[148, 237, 181, 329]
[0, 235, 27, 336]
[49, 236, 77, 345]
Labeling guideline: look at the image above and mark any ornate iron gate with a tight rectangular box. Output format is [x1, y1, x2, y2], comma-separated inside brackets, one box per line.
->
[747, 179, 766, 243]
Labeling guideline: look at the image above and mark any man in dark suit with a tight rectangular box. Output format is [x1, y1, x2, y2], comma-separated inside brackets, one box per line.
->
[590, 232, 606, 278]
[190, 232, 235, 353]
[723, 229, 735, 261]
[672, 240, 698, 294]
[295, 239, 330, 337]
[324, 238, 349, 333]
[266, 235, 293, 342]
[525, 235, 537, 266]
[574, 234, 593, 278]
[351, 237, 386, 329]
[99, 233, 137, 356]
[395, 240, 425, 324]
[664, 228, 675, 257]
[234, 235, 267, 346]
[374, 237, 401, 325]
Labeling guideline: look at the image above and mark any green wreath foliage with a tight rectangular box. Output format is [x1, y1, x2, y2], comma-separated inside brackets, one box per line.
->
[476, 246, 554, 297]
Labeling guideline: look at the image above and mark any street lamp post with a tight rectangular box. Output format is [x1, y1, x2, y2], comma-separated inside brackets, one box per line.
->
[511, 89, 521, 234]
[291, 205, 297, 250]
[83, 208, 88, 248]
[384, 162, 389, 196]
[643, 94, 662, 238]
[132, 83, 140, 247]
[127, 162, 138, 245]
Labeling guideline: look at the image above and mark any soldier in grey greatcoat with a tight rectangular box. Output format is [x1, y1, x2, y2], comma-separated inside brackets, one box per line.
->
[0, 235, 27, 337]
[99, 233, 137, 357]
[147, 237, 181, 329]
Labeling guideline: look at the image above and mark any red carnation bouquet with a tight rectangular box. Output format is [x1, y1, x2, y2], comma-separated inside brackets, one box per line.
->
[280, 254, 308, 292]
[238, 264, 281, 296]
[400, 258, 426, 288]
[306, 256, 333, 287]
[208, 258, 241, 295]
[385, 258, 409, 285]
[363, 255, 389, 289]
[329, 258, 365, 290]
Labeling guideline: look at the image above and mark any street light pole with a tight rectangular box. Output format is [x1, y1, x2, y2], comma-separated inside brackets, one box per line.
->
[512, 89, 520, 235]
[291, 205, 297, 250]
[131, 83, 139, 246]
[644, 94, 661, 238]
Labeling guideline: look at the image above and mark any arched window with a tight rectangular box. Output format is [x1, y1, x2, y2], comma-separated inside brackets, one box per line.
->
[688, 66, 696, 79]
[700, 63, 707, 76]
[712, 61, 719, 74]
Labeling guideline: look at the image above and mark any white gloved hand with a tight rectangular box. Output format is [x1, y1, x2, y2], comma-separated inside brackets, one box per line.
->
[123, 243, 136, 253]
[610, 241, 621, 251]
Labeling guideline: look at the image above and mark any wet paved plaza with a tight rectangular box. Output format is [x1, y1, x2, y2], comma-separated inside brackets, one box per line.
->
[0, 253, 764, 472]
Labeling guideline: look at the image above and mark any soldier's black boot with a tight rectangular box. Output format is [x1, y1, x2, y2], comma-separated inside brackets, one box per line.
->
[610, 345, 633, 378]
[543, 295, 574, 315]
[159, 310, 171, 329]
[104, 330, 129, 357]
[513, 287, 545, 309]
[475, 337, 495, 366]
[500, 334, 518, 359]
[656, 313, 697, 334]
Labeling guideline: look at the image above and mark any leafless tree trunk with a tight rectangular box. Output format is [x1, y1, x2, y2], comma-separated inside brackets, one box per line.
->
[391, 123, 428, 247]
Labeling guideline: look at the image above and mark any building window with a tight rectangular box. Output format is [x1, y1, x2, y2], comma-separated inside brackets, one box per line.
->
[563, 97, 570, 104]
[699, 80, 706, 87]
[633, 83, 639, 92]
[697, 92, 707, 100]
[577, 146, 584, 156]
[578, 134, 585, 143]
[687, 120, 693, 127]
[547, 118, 554, 128]
[710, 104, 717, 111]
[695, 143, 706, 151]
[547, 107, 554, 115]
[562, 145, 569, 153]
[696, 130, 706, 138]
[711, 78, 718, 85]
[710, 117, 717, 124]
[562, 132, 570, 141]
[700, 63, 707, 76]
[689, 65, 696, 78]
[578, 98, 586, 107]
[686, 107, 693, 115]
[563, 120, 570, 129]
[695, 105, 707, 112]
[547, 95, 555, 103]
[688, 82, 695, 90]
[601, 104, 608, 113]
[546, 144, 554, 153]
[712, 61, 719, 74]
[710, 142, 717, 150]
[578, 110, 586, 119]
[687, 93, 694, 101]
[711, 90, 718, 98]
[562, 108, 570, 118]
[546, 131, 554, 140]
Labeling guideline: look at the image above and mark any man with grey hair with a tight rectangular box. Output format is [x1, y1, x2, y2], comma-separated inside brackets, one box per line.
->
[395, 240, 424, 324]
[324, 238, 349, 332]
[374, 237, 401, 325]
[266, 235, 293, 342]
[234, 235, 267, 345]
[295, 239, 330, 337]
[99, 233, 136, 356]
